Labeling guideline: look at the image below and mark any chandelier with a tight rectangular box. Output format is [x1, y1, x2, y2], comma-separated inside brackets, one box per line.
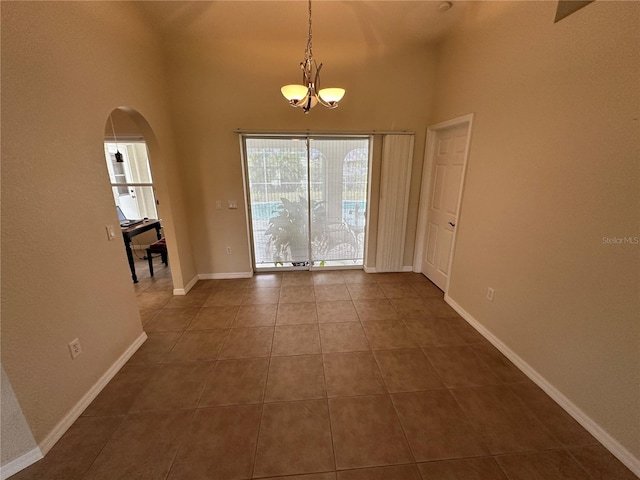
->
[280, 0, 345, 114]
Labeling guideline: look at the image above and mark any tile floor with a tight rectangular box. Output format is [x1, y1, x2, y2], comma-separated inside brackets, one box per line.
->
[11, 259, 638, 480]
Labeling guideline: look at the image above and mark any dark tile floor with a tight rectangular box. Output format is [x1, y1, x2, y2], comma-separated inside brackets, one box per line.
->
[10, 257, 638, 479]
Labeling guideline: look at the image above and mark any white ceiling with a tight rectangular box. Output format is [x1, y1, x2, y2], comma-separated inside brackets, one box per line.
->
[135, 1, 469, 58]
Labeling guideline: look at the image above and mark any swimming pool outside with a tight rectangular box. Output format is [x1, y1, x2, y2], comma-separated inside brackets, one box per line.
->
[249, 200, 367, 267]
[249, 200, 366, 223]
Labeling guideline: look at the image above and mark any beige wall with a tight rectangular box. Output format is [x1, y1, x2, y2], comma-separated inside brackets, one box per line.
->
[1, 0, 194, 463]
[160, 11, 437, 274]
[3, 0, 637, 474]
[432, 1, 639, 461]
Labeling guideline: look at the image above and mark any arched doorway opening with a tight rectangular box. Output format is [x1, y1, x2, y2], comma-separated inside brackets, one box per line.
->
[103, 107, 175, 293]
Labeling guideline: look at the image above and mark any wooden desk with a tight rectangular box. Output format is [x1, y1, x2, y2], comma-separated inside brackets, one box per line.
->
[121, 219, 162, 283]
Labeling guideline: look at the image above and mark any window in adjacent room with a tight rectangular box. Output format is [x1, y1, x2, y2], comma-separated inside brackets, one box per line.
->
[103, 141, 158, 220]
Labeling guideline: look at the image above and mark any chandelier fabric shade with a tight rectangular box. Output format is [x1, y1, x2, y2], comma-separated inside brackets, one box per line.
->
[281, 0, 345, 114]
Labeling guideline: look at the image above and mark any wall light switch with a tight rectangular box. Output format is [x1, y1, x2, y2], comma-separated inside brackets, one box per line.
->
[106, 225, 116, 241]
[228, 200, 238, 209]
[216, 200, 222, 210]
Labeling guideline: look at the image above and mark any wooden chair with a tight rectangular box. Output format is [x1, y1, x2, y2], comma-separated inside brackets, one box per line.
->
[146, 238, 168, 277]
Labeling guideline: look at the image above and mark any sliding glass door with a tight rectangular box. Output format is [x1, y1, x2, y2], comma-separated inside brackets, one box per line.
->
[243, 135, 370, 270]
[245, 137, 310, 268]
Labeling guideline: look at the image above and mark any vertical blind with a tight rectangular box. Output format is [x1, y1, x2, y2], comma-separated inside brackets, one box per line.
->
[376, 134, 415, 272]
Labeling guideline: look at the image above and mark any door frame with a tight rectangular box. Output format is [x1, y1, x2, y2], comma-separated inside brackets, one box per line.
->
[413, 113, 474, 293]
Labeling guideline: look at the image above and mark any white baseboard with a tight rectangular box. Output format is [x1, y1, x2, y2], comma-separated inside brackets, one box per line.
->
[444, 294, 640, 477]
[173, 274, 199, 296]
[364, 266, 414, 274]
[309, 265, 362, 271]
[198, 272, 253, 280]
[37, 332, 148, 456]
[1, 447, 43, 480]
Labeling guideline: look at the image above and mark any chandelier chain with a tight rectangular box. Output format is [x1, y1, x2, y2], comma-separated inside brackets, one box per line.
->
[306, 0, 313, 59]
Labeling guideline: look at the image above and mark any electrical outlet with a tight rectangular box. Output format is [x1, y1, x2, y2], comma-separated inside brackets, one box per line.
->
[226, 246, 232, 255]
[68, 338, 82, 359]
[486, 287, 495, 301]
[228, 200, 238, 209]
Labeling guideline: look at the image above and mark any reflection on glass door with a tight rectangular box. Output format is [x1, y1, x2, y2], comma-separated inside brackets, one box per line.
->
[244, 136, 370, 270]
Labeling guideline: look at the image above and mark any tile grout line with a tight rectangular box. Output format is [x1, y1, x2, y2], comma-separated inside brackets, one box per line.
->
[320, 333, 339, 473]
[249, 294, 277, 479]
[562, 447, 601, 480]
[446, 384, 496, 461]
[502, 381, 580, 452]
[387, 392, 420, 469]
[78, 415, 127, 480]
[130, 273, 620, 479]
[366, 335, 422, 465]
[161, 408, 199, 480]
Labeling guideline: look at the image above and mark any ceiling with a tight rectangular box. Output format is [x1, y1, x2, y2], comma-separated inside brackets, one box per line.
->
[134, 1, 470, 58]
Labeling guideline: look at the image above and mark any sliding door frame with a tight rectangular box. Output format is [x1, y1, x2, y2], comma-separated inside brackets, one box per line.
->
[239, 133, 374, 272]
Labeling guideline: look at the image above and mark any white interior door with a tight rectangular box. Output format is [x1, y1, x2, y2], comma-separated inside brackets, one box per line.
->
[421, 123, 470, 290]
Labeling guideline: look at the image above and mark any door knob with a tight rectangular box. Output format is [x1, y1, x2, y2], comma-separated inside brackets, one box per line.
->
[448, 222, 456, 227]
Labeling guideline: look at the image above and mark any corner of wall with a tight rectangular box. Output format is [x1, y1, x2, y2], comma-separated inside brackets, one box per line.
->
[0, 366, 40, 479]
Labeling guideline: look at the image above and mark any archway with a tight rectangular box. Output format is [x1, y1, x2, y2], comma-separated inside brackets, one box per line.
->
[103, 107, 179, 293]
